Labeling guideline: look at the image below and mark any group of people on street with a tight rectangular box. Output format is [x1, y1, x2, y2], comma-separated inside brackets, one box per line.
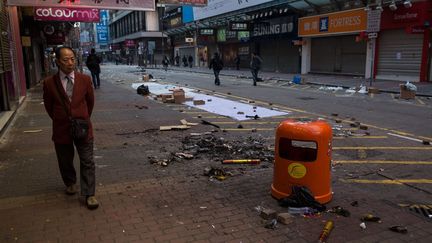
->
[208, 52, 263, 86]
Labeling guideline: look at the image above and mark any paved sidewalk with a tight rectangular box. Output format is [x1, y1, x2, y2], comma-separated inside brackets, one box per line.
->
[1, 74, 431, 242]
[148, 65, 432, 97]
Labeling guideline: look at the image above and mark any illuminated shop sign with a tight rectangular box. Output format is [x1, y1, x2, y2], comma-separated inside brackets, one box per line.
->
[7, 0, 155, 11]
[34, 7, 100, 22]
[230, 22, 249, 31]
[199, 29, 214, 35]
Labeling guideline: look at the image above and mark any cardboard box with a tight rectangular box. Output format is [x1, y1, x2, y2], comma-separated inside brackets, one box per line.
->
[173, 89, 185, 104]
[143, 74, 150, 82]
[368, 87, 380, 94]
[400, 84, 415, 99]
[193, 100, 205, 105]
[161, 94, 174, 103]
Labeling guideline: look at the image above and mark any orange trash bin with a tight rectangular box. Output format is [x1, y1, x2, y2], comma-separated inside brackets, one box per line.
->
[271, 119, 333, 204]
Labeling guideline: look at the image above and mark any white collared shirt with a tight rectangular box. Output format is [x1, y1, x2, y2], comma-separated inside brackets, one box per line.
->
[59, 70, 75, 92]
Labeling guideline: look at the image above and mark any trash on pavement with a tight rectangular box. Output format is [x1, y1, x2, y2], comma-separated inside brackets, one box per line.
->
[278, 186, 326, 212]
[159, 125, 190, 131]
[260, 208, 277, 220]
[148, 156, 171, 167]
[318, 220, 334, 243]
[193, 100, 205, 105]
[404, 81, 417, 92]
[358, 85, 367, 94]
[361, 214, 381, 223]
[389, 225, 408, 234]
[135, 104, 148, 109]
[23, 129, 43, 133]
[264, 219, 278, 230]
[277, 213, 293, 225]
[246, 114, 260, 119]
[137, 84, 149, 95]
[350, 201, 359, 207]
[222, 159, 260, 164]
[203, 167, 230, 180]
[287, 207, 314, 216]
[319, 86, 343, 91]
[329, 206, 351, 217]
[175, 152, 194, 159]
[400, 82, 416, 99]
[201, 119, 220, 128]
[180, 119, 198, 126]
[173, 89, 185, 104]
[181, 134, 274, 163]
[359, 222, 366, 230]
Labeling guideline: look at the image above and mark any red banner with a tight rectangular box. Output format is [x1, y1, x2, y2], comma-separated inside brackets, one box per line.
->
[34, 7, 100, 22]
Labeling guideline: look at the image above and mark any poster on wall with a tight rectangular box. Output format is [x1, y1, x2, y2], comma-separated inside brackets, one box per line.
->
[7, 0, 155, 11]
[192, 0, 273, 21]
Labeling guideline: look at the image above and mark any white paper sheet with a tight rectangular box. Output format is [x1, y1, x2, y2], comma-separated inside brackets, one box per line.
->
[132, 82, 289, 121]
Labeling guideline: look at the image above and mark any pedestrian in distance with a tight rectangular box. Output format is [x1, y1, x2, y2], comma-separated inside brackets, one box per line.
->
[234, 54, 240, 70]
[175, 54, 180, 67]
[188, 55, 193, 68]
[162, 55, 169, 72]
[209, 53, 224, 86]
[42, 46, 99, 210]
[182, 55, 188, 67]
[250, 52, 263, 86]
[86, 48, 101, 89]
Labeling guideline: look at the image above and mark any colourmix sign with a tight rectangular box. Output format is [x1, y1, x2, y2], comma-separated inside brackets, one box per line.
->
[34, 7, 100, 22]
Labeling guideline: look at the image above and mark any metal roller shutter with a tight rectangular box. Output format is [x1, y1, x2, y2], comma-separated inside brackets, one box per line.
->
[311, 35, 366, 75]
[376, 29, 423, 82]
[261, 39, 299, 73]
[0, 2, 11, 73]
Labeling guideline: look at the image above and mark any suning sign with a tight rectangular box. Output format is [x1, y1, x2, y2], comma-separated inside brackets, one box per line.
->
[7, 0, 155, 11]
[34, 7, 100, 22]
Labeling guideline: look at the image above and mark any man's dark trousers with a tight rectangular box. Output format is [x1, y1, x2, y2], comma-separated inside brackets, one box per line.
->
[91, 72, 100, 88]
[55, 139, 95, 196]
[251, 68, 259, 86]
[213, 69, 220, 85]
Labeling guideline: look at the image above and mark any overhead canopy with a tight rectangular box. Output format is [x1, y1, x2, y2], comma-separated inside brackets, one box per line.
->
[165, 0, 369, 35]
[6, 0, 155, 11]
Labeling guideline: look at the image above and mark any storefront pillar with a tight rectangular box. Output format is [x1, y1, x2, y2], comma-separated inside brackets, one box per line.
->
[301, 37, 311, 74]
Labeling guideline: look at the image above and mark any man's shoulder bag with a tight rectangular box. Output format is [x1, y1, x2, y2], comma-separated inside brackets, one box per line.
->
[54, 78, 89, 140]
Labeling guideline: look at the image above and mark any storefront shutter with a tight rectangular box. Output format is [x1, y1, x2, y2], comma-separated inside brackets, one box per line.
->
[376, 29, 423, 82]
[311, 35, 366, 75]
[0, 2, 11, 73]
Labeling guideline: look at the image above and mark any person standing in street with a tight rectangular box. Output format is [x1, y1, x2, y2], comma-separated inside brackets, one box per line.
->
[86, 48, 101, 89]
[162, 55, 169, 72]
[43, 46, 99, 210]
[250, 52, 263, 86]
[182, 55, 188, 67]
[234, 54, 240, 70]
[188, 55, 193, 68]
[175, 54, 180, 67]
[209, 53, 223, 86]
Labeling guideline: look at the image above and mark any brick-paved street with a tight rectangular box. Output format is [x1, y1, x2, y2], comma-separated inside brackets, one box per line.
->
[1, 74, 431, 243]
